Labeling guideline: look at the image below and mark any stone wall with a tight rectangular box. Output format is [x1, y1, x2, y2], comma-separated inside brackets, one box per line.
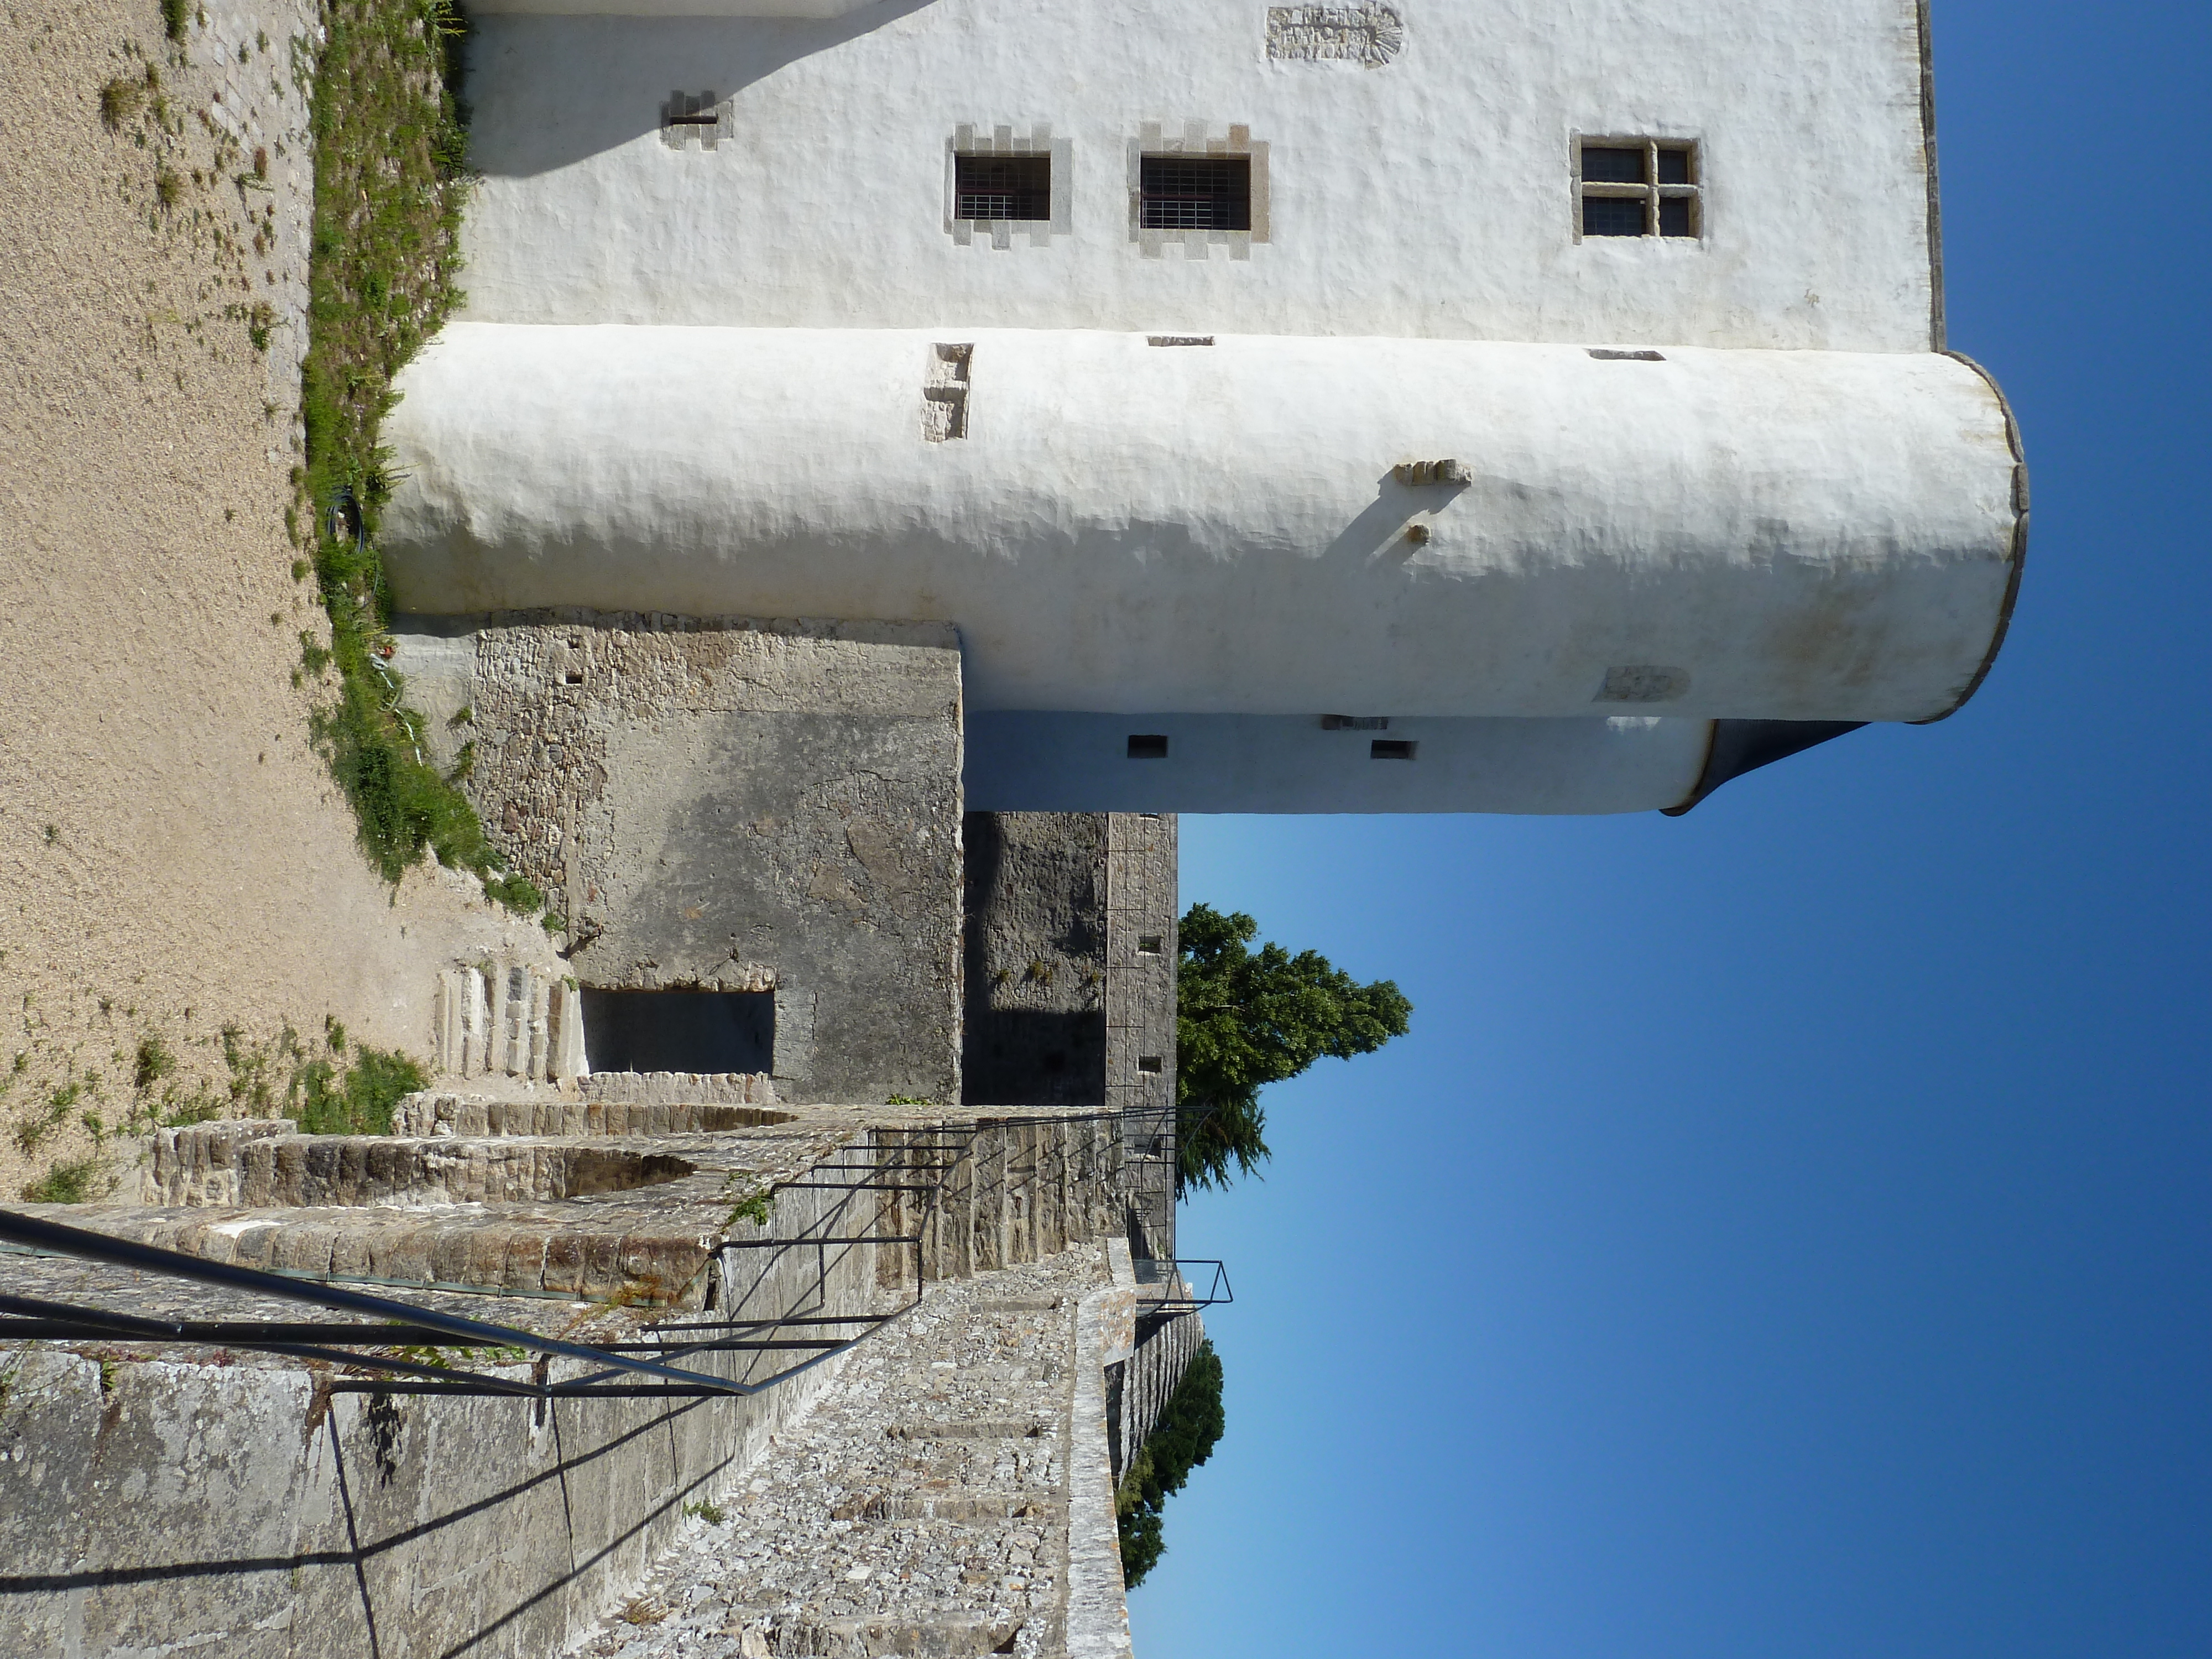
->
[393, 612, 964, 1105]
[1105, 815, 1178, 1264]
[961, 814, 1178, 1262]
[962, 813, 1110, 1108]
[1111, 1311, 1208, 1489]
[0, 1105, 1134, 1658]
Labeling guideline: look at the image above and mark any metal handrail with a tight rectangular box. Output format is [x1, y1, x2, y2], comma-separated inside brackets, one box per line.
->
[0, 1208, 914, 1400]
[1, 1102, 1215, 1397]
[1132, 1257, 1233, 1313]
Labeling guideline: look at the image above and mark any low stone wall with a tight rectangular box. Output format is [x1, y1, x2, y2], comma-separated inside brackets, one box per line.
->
[0, 1179, 877, 1659]
[1112, 1310, 1208, 1486]
[0, 1107, 1134, 1658]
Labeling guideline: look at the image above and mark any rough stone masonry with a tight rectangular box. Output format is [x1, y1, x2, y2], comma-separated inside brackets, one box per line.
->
[394, 612, 964, 1106]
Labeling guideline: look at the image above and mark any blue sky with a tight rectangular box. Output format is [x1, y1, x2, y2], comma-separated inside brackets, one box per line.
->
[1129, 3, 2212, 1654]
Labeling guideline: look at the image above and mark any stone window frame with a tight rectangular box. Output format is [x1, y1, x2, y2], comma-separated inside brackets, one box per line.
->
[946, 124, 1071, 249]
[1570, 132, 1704, 244]
[1128, 122, 1270, 259]
[660, 90, 733, 152]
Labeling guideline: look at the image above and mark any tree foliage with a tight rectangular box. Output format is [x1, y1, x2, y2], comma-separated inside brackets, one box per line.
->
[1116, 1339, 1226, 1587]
[1175, 903, 1411, 1194]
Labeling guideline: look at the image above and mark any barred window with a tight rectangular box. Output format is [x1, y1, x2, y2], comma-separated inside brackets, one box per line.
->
[1139, 155, 1251, 231]
[1578, 139, 1699, 239]
[953, 153, 1052, 222]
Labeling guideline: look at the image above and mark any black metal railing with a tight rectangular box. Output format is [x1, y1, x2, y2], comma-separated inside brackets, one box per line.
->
[1133, 1256, 1232, 1316]
[0, 1206, 912, 1400]
[1, 1105, 1218, 1399]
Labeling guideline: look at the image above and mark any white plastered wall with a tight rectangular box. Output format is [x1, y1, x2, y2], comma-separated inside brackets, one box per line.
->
[962, 713, 1719, 815]
[452, 0, 1939, 351]
[380, 326, 2017, 723]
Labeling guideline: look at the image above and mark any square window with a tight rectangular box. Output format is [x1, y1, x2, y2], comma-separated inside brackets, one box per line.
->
[1137, 1056, 1164, 1073]
[1578, 139, 1700, 241]
[1140, 155, 1251, 231]
[1127, 734, 1170, 759]
[1137, 935, 1164, 954]
[1371, 739, 1418, 760]
[953, 153, 1052, 223]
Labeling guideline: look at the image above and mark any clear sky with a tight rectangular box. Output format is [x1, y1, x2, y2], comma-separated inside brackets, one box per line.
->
[1128, 3, 2212, 1655]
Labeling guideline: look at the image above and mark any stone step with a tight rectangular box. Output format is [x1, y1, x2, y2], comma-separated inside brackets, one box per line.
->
[884, 1419, 1057, 1442]
[829, 1491, 1065, 1525]
[717, 1608, 1033, 1657]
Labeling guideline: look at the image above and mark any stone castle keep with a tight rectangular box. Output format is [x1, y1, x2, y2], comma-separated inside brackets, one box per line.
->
[2, 1, 2020, 1654]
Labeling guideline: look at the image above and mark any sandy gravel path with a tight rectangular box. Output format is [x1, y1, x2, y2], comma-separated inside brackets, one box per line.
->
[0, 0, 552, 1199]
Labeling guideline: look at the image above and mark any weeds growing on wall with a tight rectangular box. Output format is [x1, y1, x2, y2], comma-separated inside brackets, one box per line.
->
[24, 1155, 109, 1205]
[1115, 1339, 1227, 1587]
[297, 0, 536, 911]
[290, 1043, 426, 1135]
[12, 1020, 429, 1199]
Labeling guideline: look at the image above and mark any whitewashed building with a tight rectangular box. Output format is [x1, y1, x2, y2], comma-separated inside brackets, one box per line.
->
[382, 0, 2025, 814]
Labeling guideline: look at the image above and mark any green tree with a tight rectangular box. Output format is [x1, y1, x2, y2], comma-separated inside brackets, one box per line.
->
[1175, 903, 1412, 1194]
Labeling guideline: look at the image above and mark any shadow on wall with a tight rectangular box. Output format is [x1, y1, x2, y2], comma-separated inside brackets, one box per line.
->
[581, 988, 775, 1074]
[964, 1008, 1107, 1108]
[464, 0, 941, 177]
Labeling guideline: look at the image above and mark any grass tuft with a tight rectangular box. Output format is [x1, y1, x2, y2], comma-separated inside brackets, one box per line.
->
[99, 72, 145, 128]
[160, 0, 189, 38]
[299, 0, 529, 911]
[133, 1034, 175, 1092]
[25, 1154, 108, 1204]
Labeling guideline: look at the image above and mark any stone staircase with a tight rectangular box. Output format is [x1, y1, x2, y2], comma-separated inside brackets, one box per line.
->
[572, 1248, 1127, 1659]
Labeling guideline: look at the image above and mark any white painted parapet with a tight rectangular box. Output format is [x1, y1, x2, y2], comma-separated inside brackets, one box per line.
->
[382, 326, 2021, 725]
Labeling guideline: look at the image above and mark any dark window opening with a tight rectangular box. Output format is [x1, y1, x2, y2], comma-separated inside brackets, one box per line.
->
[1137, 1056, 1164, 1073]
[1140, 155, 1251, 231]
[1137, 935, 1163, 954]
[1582, 145, 1646, 184]
[1583, 195, 1648, 237]
[580, 988, 773, 1075]
[1579, 139, 1699, 239]
[1147, 335, 1215, 347]
[664, 91, 719, 127]
[1127, 734, 1170, 759]
[564, 670, 584, 685]
[1322, 714, 1390, 731]
[1371, 739, 1418, 760]
[954, 153, 1052, 222]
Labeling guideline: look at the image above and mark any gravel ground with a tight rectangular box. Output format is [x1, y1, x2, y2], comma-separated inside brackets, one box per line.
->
[0, 0, 552, 1202]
